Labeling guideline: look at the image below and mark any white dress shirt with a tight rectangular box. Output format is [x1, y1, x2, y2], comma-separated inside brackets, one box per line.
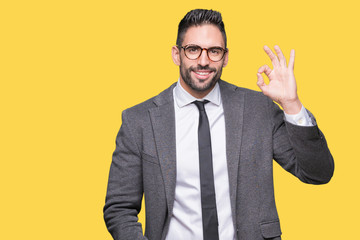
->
[165, 80, 313, 240]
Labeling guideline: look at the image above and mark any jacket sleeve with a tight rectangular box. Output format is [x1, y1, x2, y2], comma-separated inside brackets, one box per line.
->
[103, 110, 148, 240]
[270, 100, 334, 184]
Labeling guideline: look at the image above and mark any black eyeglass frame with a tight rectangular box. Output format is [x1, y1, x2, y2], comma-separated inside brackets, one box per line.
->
[178, 45, 228, 62]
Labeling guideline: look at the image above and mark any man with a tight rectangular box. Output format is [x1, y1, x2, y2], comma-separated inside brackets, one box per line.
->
[104, 9, 334, 240]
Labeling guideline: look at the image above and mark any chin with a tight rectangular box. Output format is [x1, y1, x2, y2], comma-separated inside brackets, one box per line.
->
[191, 78, 217, 92]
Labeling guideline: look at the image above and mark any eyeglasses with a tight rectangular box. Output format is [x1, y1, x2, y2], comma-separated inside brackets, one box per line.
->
[178, 45, 227, 62]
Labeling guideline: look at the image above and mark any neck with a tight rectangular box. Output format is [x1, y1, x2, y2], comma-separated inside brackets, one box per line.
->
[179, 78, 215, 99]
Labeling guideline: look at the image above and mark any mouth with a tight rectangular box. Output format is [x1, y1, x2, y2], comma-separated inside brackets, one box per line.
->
[192, 70, 214, 80]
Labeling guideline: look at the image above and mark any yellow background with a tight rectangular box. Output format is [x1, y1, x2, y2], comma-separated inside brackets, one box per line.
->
[1, 0, 359, 239]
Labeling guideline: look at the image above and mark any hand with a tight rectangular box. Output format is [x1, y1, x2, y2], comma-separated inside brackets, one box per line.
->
[257, 45, 302, 114]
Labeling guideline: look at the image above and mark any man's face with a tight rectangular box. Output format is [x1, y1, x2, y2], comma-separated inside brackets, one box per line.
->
[172, 24, 228, 98]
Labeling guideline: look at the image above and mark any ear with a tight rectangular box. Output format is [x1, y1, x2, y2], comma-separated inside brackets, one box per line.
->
[222, 49, 229, 67]
[172, 46, 181, 66]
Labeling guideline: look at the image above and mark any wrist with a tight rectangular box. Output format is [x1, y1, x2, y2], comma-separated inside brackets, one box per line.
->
[281, 98, 302, 114]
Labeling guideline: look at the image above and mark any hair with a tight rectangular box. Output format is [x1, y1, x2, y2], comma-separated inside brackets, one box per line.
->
[176, 9, 227, 48]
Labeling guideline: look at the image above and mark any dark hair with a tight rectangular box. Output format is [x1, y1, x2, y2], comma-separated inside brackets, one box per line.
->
[176, 9, 227, 48]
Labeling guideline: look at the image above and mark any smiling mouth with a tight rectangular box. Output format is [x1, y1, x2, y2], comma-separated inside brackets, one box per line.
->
[195, 71, 212, 75]
[193, 70, 214, 80]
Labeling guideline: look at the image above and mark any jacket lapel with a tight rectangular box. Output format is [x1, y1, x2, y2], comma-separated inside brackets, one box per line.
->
[219, 80, 245, 228]
[148, 83, 177, 217]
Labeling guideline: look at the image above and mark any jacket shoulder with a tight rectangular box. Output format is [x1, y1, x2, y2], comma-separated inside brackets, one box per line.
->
[219, 80, 271, 103]
[121, 82, 176, 120]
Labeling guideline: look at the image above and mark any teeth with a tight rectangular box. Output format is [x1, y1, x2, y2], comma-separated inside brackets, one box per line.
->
[196, 72, 210, 75]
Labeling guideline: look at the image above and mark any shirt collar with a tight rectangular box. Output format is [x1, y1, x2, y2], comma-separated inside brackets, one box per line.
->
[174, 79, 221, 108]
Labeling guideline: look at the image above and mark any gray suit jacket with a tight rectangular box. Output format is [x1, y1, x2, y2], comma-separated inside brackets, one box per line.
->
[104, 80, 334, 240]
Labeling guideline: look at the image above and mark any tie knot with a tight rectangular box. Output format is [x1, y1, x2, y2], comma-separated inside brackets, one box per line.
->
[193, 100, 209, 111]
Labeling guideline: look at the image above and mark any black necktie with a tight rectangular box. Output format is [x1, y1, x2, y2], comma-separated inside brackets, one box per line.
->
[193, 100, 219, 240]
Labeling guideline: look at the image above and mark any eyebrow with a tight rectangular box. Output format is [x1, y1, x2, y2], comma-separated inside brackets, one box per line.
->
[185, 44, 224, 48]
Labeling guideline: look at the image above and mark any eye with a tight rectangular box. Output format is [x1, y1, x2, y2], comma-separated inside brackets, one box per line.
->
[209, 48, 222, 55]
[186, 46, 200, 53]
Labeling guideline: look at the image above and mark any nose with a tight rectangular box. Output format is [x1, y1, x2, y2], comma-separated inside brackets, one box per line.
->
[197, 49, 210, 66]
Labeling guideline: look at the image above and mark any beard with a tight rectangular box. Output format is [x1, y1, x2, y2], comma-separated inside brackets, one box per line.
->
[179, 62, 223, 93]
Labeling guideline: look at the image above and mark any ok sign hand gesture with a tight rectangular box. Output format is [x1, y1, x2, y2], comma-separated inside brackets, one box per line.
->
[257, 45, 302, 114]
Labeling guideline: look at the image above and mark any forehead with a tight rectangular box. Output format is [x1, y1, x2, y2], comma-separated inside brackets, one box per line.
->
[182, 24, 225, 48]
